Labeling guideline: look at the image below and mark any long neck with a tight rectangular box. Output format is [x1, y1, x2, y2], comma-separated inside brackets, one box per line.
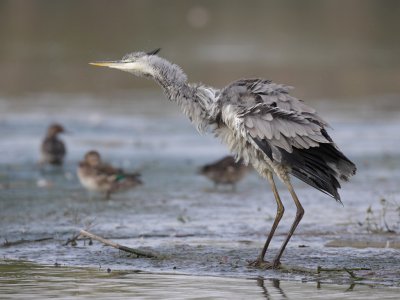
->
[150, 57, 187, 94]
[149, 56, 218, 132]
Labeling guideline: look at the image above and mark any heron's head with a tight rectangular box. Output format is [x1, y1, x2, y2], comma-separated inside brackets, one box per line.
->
[89, 48, 161, 77]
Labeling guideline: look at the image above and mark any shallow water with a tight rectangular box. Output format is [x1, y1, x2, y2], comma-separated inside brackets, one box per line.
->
[2, 260, 400, 300]
[1, 94, 400, 297]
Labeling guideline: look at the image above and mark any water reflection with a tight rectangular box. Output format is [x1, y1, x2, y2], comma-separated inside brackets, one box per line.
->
[257, 277, 288, 299]
[255, 277, 397, 300]
[1, 261, 399, 300]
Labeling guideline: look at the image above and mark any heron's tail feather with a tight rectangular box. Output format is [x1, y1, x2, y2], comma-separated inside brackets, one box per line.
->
[284, 143, 356, 202]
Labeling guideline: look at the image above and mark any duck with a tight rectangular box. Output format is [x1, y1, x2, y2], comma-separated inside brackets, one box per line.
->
[40, 123, 66, 166]
[199, 155, 250, 191]
[77, 150, 142, 199]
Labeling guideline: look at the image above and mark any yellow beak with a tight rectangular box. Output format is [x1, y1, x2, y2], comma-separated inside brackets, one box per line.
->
[89, 61, 119, 67]
[89, 60, 146, 74]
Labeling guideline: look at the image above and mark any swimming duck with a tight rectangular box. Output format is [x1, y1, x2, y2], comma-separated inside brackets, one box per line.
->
[40, 123, 66, 166]
[77, 150, 142, 199]
[199, 156, 249, 190]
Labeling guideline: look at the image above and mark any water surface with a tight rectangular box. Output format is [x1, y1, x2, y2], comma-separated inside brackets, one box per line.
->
[1, 94, 400, 298]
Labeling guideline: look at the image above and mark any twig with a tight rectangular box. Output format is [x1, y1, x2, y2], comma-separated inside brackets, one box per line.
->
[317, 266, 371, 274]
[64, 232, 82, 246]
[279, 264, 316, 274]
[64, 219, 96, 246]
[2, 237, 53, 247]
[79, 229, 157, 258]
[343, 267, 366, 281]
[278, 265, 371, 276]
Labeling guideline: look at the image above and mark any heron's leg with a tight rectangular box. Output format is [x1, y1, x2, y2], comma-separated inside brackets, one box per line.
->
[272, 179, 304, 268]
[250, 171, 285, 266]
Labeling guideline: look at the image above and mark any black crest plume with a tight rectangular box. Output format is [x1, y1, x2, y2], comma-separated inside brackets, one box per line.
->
[147, 48, 161, 56]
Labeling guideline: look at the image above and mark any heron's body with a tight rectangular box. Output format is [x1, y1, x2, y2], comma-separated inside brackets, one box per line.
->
[90, 50, 356, 268]
[40, 124, 66, 166]
[77, 150, 142, 199]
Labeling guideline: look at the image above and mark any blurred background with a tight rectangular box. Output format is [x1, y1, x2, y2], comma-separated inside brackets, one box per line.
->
[1, 0, 399, 104]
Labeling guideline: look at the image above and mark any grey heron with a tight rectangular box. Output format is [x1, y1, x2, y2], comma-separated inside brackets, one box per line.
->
[90, 49, 356, 269]
[40, 123, 66, 166]
[77, 150, 142, 199]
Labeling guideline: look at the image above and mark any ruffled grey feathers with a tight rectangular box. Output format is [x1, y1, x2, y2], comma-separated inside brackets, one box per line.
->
[108, 52, 356, 201]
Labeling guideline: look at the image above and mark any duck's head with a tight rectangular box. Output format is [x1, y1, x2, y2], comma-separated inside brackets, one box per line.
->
[84, 150, 102, 167]
[46, 123, 65, 137]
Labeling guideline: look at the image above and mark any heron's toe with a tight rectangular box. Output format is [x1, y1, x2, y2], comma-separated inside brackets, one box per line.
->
[248, 258, 273, 269]
[248, 258, 282, 270]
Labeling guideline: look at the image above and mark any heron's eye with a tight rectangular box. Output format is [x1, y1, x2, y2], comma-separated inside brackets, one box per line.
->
[122, 53, 137, 61]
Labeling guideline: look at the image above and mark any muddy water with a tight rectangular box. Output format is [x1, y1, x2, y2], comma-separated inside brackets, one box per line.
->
[0, 94, 400, 298]
[1, 261, 400, 300]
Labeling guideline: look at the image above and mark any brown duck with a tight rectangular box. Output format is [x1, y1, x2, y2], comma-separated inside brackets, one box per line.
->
[40, 123, 66, 166]
[77, 150, 142, 199]
[199, 155, 249, 190]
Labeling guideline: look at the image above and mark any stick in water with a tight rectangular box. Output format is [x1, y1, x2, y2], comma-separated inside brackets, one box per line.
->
[79, 229, 157, 258]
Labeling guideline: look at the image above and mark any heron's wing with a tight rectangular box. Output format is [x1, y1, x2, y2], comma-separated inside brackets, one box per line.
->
[219, 79, 356, 201]
[220, 79, 331, 155]
[239, 104, 331, 155]
[221, 78, 328, 126]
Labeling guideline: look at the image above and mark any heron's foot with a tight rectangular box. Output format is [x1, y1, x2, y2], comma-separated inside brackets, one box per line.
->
[248, 258, 281, 269]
